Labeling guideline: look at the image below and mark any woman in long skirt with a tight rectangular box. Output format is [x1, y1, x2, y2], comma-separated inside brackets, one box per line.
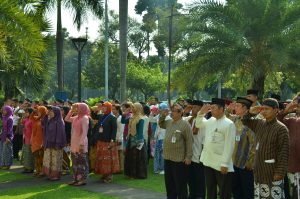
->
[124, 103, 147, 179]
[0, 106, 14, 169]
[65, 103, 90, 186]
[21, 108, 34, 173]
[31, 106, 47, 177]
[94, 102, 120, 183]
[42, 106, 66, 180]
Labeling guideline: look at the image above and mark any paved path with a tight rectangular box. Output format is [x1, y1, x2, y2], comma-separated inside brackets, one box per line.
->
[0, 166, 165, 199]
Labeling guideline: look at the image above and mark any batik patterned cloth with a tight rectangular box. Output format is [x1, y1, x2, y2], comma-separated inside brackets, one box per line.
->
[95, 141, 120, 175]
[288, 173, 300, 199]
[33, 148, 44, 174]
[43, 148, 63, 178]
[0, 140, 13, 167]
[21, 144, 34, 170]
[254, 180, 285, 199]
[71, 152, 89, 182]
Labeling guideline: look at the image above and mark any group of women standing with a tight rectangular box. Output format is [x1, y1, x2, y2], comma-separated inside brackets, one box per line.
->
[1, 100, 149, 185]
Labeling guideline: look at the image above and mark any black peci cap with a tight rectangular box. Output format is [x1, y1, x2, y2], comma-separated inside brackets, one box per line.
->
[262, 98, 279, 109]
[192, 100, 204, 106]
[236, 97, 253, 109]
[211, 98, 225, 107]
[270, 93, 281, 101]
[247, 89, 259, 96]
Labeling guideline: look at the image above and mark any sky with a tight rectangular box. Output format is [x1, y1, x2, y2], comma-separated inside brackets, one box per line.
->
[48, 0, 197, 41]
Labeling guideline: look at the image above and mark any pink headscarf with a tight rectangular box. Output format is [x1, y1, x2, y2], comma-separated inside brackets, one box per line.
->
[77, 103, 90, 117]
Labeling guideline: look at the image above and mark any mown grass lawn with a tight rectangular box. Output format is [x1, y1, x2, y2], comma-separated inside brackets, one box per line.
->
[0, 183, 119, 199]
[0, 170, 32, 183]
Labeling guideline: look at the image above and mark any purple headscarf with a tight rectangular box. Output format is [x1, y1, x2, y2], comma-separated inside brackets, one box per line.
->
[1, 106, 14, 142]
[44, 106, 66, 148]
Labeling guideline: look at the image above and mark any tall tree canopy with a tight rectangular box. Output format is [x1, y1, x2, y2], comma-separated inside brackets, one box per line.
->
[177, 0, 300, 97]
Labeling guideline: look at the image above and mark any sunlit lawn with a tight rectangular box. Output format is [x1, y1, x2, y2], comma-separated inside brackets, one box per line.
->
[0, 183, 119, 199]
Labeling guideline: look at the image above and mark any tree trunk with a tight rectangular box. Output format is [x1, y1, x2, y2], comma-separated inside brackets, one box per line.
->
[56, 0, 64, 91]
[252, 73, 266, 99]
[119, 0, 128, 102]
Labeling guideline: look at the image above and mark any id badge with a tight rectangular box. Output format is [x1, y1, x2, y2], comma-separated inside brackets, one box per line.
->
[235, 135, 240, 142]
[99, 126, 103, 133]
[171, 136, 176, 143]
[256, 143, 259, 150]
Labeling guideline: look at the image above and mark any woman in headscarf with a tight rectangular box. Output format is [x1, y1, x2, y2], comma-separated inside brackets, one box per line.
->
[94, 102, 119, 183]
[31, 106, 47, 177]
[112, 104, 124, 173]
[65, 103, 90, 186]
[124, 102, 147, 179]
[121, 102, 133, 150]
[0, 105, 14, 169]
[60, 106, 71, 175]
[21, 108, 34, 173]
[42, 106, 66, 180]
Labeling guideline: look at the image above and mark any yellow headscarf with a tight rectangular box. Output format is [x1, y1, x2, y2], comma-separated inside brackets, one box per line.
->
[128, 102, 143, 136]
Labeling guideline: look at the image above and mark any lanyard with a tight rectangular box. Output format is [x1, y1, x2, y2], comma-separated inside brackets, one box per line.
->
[99, 113, 111, 126]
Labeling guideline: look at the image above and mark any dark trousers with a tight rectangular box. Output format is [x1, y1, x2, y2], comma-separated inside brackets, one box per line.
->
[12, 126, 22, 159]
[284, 174, 291, 199]
[188, 161, 206, 199]
[232, 166, 254, 199]
[164, 159, 188, 199]
[204, 166, 233, 199]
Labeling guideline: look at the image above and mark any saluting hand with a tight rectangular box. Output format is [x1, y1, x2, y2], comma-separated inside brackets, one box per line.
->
[198, 104, 210, 115]
[162, 109, 169, 117]
[249, 106, 262, 115]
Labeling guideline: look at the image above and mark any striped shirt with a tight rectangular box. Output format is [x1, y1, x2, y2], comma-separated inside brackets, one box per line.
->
[229, 116, 255, 169]
[242, 114, 289, 183]
[159, 116, 193, 162]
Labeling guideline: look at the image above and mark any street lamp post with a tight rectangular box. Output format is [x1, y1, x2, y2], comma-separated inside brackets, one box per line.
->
[167, 5, 174, 106]
[71, 37, 87, 102]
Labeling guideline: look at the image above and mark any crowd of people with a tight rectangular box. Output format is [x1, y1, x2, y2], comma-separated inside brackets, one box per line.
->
[0, 90, 299, 199]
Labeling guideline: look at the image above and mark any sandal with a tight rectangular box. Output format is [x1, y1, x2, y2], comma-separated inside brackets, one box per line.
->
[103, 178, 112, 183]
[73, 181, 86, 186]
[67, 181, 77, 185]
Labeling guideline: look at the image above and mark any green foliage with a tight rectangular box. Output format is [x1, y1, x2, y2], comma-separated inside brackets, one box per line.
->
[177, 0, 300, 97]
[86, 96, 104, 106]
[83, 40, 120, 99]
[127, 62, 167, 100]
[0, 0, 47, 98]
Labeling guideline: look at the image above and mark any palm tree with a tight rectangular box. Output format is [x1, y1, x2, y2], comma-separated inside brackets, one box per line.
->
[0, 0, 46, 98]
[185, 0, 300, 96]
[119, 0, 128, 101]
[37, 0, 103, 92]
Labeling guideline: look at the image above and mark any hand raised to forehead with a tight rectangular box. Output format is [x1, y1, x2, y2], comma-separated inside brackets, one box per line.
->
[249, 106, 262, 114]
[162, 109, 169, 117]
[199, 104, 210, 115]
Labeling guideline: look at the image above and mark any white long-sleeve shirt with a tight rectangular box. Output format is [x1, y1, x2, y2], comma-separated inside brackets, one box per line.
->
[195, 114, 236, 172]
[183, 116, 205, 163]
[155, 115, 171, 140]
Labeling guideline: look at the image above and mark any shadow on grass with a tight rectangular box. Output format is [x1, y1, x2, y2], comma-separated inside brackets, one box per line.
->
[0, 171, 32, 183]
[90, 159, 166, 193]
[0, 183, 118, 199]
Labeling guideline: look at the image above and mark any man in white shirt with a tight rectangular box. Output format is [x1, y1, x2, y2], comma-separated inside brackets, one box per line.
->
[195, 98, 236, 199]
[184, 100, 206, 199]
